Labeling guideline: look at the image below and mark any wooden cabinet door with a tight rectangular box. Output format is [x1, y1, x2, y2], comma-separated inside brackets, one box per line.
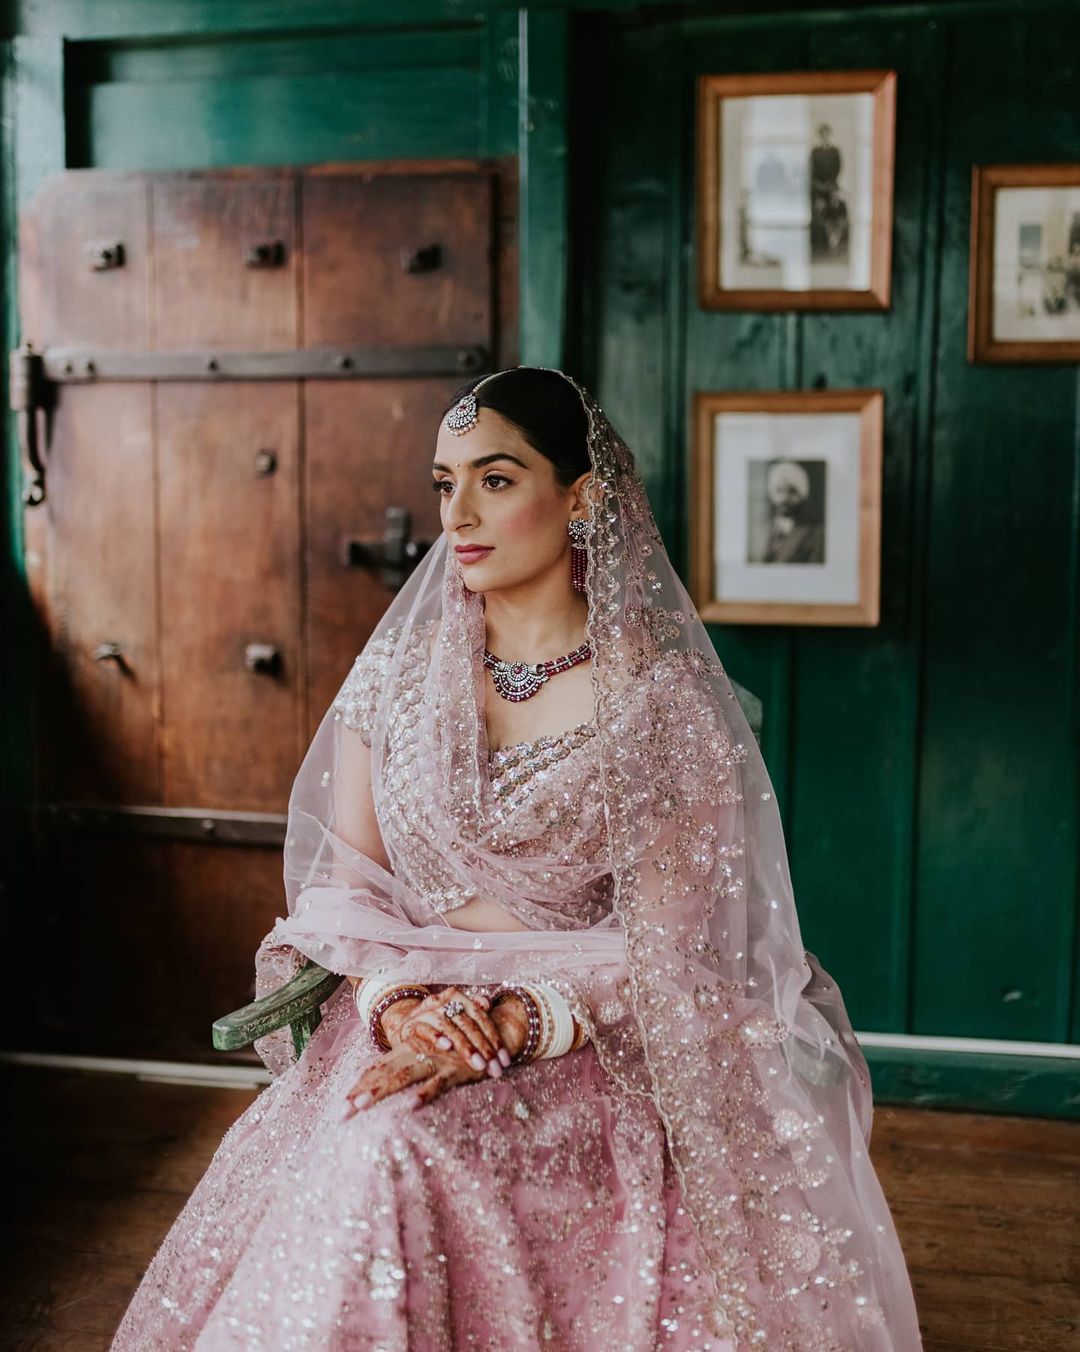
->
[18, 160, 513, 1060]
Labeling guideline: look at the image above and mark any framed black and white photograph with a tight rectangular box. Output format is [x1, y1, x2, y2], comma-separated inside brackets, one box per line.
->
[691, 390, 883, 626]
[968, 163, 1080, 363]
[697, 70, 896, 311]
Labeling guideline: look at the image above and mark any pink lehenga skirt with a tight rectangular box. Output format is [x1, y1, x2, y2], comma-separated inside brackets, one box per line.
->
[110, 992, 724, 1351]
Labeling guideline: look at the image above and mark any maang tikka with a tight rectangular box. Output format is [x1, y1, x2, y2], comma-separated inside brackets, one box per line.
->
[444, 371, 506, 436]
[568, 518, 589, 592]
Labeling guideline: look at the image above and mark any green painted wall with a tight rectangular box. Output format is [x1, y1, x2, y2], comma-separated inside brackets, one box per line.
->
[2, 0, 1078, 1110]
[572, 2, 1080, 1051]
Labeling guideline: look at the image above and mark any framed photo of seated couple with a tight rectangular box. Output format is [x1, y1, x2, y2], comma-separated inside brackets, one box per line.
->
[690, 389, 883, 626]
[697, 69, 896, 310]
[968, 162, 1080, 363]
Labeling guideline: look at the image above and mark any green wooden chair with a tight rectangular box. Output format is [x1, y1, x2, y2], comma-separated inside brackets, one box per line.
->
[212, 680, 764, 1063]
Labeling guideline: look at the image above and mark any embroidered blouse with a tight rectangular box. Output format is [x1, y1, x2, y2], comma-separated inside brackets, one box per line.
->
[332, 624, 614, 929]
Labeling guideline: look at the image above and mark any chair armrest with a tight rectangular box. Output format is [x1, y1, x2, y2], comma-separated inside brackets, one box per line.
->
[212, 962, 345, 1052]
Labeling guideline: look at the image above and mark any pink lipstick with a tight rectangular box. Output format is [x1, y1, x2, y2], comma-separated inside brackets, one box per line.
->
[455, 545, 494, 565]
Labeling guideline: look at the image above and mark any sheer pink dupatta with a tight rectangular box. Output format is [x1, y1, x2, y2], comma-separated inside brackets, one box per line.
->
[254, 369, 923, 1350]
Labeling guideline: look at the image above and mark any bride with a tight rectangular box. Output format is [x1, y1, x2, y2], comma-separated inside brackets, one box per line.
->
[111, 366, 923, 1350]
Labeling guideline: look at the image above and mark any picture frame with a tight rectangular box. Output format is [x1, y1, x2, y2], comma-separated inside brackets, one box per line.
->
[697, 70, 896, 311]
[968, 163, 1080, 364]
[690, 389, 883, 626]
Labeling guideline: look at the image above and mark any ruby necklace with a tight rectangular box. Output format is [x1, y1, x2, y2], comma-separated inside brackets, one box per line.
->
[483, 640, 591, 702]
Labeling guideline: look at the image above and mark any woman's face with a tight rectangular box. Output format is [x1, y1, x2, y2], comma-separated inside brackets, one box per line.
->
[432, 407, 589, 595]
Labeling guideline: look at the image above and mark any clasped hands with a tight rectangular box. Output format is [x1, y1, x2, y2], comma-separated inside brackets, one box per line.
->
[343, 985, 528, 1120]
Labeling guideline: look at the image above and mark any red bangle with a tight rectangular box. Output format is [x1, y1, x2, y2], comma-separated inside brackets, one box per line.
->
[491, 985, 542, 1063]
[368, 985, 429, 1052]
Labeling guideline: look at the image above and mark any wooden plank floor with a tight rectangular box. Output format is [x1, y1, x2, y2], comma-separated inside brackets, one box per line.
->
[1, 1063, 1078, 1350]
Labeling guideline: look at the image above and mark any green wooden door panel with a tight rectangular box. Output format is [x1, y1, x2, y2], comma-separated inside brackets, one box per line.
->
[79, 67, 484, 169]
[518, 9, 569, 367]
[64, 26, 513, 169]
[784, 19, 942, 1036]
[913, 16, 1080, 1042]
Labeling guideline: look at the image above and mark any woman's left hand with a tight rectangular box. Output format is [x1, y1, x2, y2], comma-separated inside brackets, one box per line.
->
[396, 985, 510, 1078]
[343, 1043, 486, 1119]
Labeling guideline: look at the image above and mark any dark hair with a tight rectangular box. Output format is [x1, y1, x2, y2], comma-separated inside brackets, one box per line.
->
[441, 367, 590, 487]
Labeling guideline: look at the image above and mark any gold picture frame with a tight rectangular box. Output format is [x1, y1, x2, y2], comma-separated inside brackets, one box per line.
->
[968, 163, 1080, 364]
[691, 389, 883, 626]
[697, 70, 896, 311]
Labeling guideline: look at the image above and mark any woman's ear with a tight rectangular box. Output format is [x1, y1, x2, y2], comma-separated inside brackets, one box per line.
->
[569, 470, 594, 515]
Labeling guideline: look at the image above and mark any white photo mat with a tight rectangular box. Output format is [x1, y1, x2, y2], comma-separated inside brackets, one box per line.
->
[719, 92, 875, 294]
[712, 411, 862, 605]
[991, 185, 1080, 343]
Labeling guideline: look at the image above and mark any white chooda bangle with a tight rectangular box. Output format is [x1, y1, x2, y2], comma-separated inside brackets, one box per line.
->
[506, 981, 552, 1058]
[517, 980, 576, 1058]
[353, 975, 393, 1026]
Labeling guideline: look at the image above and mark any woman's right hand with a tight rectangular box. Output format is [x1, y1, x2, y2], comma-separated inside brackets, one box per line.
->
[343, 1040, 482, 1118]
[393, 985, 512, 1079]
[488, 994, 529, 1061]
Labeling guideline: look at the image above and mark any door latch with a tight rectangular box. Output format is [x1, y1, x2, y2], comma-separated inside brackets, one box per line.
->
[342, 506, 432, 591]
[9, 342, 50, 505]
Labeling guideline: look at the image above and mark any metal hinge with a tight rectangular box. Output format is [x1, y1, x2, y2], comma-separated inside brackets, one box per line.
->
[342, 506, 433, 591]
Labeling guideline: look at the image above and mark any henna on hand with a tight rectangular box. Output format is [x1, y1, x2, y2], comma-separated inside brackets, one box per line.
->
[490, 994, 530, 1060]
[398, 986, 511, 1078]
[343, 989, 537, 1120]
[379, 997, 423, 1048]
[343, 1042, 485, 1118]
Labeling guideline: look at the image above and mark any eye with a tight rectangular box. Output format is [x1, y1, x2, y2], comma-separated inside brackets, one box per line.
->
[482, 473, 512, 491]
[431, 479, 453, 495]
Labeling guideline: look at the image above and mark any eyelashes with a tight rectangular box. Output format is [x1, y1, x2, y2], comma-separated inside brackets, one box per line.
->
[431, 474, 513, 495]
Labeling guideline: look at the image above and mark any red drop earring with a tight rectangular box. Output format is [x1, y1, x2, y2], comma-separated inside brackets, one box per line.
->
[568, 518, 589, 592]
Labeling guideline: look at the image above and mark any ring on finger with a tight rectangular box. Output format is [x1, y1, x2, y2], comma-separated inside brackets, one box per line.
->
[443, 997, 466, 1019]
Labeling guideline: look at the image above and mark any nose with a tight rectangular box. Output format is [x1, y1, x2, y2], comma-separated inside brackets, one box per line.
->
[442, 480, 479, 533]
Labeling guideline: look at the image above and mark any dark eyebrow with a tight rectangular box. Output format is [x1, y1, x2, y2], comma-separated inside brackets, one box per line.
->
[431, 452, 530, 474]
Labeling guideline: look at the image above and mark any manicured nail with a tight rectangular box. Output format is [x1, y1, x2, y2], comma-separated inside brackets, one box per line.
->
[497, 1047, 511, 1067]
[354, 1091, 372, 1110]
[470, 1052, 486, 1071]
[487, 1058, 502, 1078]
[438, 1036, 453, 1050]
